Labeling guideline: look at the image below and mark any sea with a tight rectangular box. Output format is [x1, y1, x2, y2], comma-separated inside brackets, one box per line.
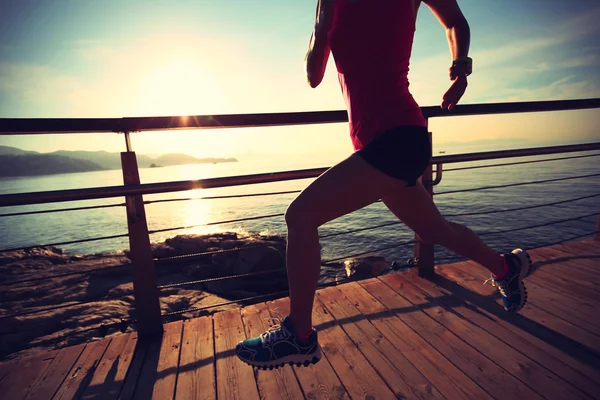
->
[1, 142, 599, 275]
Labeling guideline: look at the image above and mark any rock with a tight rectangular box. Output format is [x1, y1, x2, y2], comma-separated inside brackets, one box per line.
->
[150, 243, 178, 259]
[344, 256, 387, 279]
[203, 245, 287, 296]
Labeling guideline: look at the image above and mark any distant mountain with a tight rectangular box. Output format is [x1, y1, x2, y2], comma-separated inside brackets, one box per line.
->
[0, 146, 238, 177]
[48, 150, 237, 169]
[0, 145, 39, 156]
[0, 154, 105, 177]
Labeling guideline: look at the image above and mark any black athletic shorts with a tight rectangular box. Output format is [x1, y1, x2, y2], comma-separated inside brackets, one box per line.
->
[356, 126, 431, 186]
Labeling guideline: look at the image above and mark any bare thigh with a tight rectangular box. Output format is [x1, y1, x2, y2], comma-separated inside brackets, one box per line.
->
[286, 153, 411, 228]
[382, 182, 453, 242]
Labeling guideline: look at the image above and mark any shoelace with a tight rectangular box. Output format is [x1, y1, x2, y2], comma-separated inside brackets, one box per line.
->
[484, 277, 508, 297]
[261, 315, 290, 345]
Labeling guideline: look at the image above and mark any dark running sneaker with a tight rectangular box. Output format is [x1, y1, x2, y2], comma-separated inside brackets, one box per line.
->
[485, 248, 532, 312]
[235, 316, 321, 370]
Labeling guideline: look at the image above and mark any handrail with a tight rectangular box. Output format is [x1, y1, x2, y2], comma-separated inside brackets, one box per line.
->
[1, 97, 598, 341]
[1, 98, 599, 134]
[2, 142, 599, 208]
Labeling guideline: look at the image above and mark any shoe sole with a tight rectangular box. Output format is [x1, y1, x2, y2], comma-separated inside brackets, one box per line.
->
[509, 248, 531, 312]
[239, 347, 322, 370]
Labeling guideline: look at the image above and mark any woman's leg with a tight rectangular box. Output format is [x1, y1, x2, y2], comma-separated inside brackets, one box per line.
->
[284, 152, 413, 334]
[381, 182, 504, 275]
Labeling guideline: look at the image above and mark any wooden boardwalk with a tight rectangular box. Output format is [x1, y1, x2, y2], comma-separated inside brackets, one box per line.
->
[1, 239, 599, 399]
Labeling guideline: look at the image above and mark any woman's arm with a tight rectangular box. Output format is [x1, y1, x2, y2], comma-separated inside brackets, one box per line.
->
[305, 0, 335, 88]
[422, 0, 472, 109]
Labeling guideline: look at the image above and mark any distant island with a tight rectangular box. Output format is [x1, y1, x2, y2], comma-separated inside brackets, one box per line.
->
[0, 146, 237, 178]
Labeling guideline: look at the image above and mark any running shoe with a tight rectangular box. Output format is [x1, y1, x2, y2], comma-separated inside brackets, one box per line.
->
[235, 315, 321, 369]
[485, 248, 531, 312]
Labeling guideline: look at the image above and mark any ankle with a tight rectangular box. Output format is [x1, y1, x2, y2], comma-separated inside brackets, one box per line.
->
[289, 315, 313, 339]
[492, 255, 509, 279]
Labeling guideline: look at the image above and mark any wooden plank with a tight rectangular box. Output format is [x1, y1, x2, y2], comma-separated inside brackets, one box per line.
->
[529, 268, 600, 302]
[176, 316, 216, 400]
[79, 333, 139, 400]
[410, 271, 600, 398]
[0, 350, 58, 400]
[54, 339, 112, 400]
[375, 273, 543, 400]
[309, 295, 397, 400]
[530, 247, 599, 277]
[523, 279, 600, 333]
[241, 303, 304, 400]
[338, 281, 492, 400]
[213, 309, 259, 400]
[400, 272, 595, 400]
[133, 321, 183, 400]
[118, 339, 152, 400]
[267, 298, 349, 400]
[449, 261, 600, 353]
[0, 359, 19, 386]
[560, 241, 600, 255]
[317, 286, 445, 400]
[25, 344, 86, 400]
[529, 248, 600, 287]
[436, 263, 600, 382]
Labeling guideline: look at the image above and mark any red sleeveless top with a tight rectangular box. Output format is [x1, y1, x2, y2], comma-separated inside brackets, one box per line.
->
[328, 0, 427, 150]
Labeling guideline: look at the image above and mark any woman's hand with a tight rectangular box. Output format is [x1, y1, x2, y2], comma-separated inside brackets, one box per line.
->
[305, 0, 335, 88]
[315, 0, 336, 33]
[441, 75, 467, 110]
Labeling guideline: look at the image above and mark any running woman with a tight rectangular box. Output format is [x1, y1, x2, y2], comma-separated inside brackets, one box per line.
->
[236, 0, 531, 369]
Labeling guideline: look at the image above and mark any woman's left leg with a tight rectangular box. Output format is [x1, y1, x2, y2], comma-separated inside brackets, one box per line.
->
[284, 152, 411, 335]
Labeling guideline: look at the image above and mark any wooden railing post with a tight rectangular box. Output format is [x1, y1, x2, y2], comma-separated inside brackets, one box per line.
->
[415, 131, 435, 279]
[121, 132, 163, 337]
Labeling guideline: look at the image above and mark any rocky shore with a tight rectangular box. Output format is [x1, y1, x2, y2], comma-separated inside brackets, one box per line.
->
[0, 232, 393, 361]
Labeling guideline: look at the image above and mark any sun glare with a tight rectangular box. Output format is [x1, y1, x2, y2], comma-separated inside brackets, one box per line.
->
[138, 60, 227, 116]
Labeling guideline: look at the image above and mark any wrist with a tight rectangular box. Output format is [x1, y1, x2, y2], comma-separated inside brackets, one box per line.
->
[451, 56, 472, 76]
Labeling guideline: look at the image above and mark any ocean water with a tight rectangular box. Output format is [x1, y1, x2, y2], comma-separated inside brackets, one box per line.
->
[0, 146, 598, 272]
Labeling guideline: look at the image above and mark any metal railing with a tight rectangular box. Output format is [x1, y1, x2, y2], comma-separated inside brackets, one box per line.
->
[1, 98, 599, 339]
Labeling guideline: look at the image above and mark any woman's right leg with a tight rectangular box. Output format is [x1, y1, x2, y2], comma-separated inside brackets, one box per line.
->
[381, 182, 505, 275]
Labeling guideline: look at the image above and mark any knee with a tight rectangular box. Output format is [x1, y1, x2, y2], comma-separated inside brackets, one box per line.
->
[285, 199, 320, 230]
[285, 200, 309, 229]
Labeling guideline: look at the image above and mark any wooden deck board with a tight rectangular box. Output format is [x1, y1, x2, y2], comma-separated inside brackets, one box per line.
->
[310, 295, 397, 399]
[338, 281, 491, 400]
[0, 350, 59, 400]
[436, 262, 600, 383]
[408, 270, 600, 399]
[317, 285, 445, 400]
[53, 339, 111, 400]
[399, 271, 594, 400]
[4, 240, 600, 399]
[214, 309, 259, 400]
[25, 344, 85, 400]
[449, 260, 600, 353]
[375, 273, 543, 400]
[241, 303, 305, 400]
[175, 316, 216, 400]
[267, 298, 350, 400]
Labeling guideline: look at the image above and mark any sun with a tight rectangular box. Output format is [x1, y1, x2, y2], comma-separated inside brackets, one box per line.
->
[138, 60, 227, 116]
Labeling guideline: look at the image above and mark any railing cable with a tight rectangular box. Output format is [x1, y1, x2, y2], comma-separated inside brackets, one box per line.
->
[144, 190, 301, 205]
[0, 202, 126, 218]
[0, 233, 130, 253]
[0, 263, 131, 287]
[435, 173, 600, 196]
[478, 212, 598, 237]
[440, 152, 600, 172]
[148, 213, 283, 235]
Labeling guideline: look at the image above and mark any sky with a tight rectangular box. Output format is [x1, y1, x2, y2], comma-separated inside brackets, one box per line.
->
[0, 0, 599, 159]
